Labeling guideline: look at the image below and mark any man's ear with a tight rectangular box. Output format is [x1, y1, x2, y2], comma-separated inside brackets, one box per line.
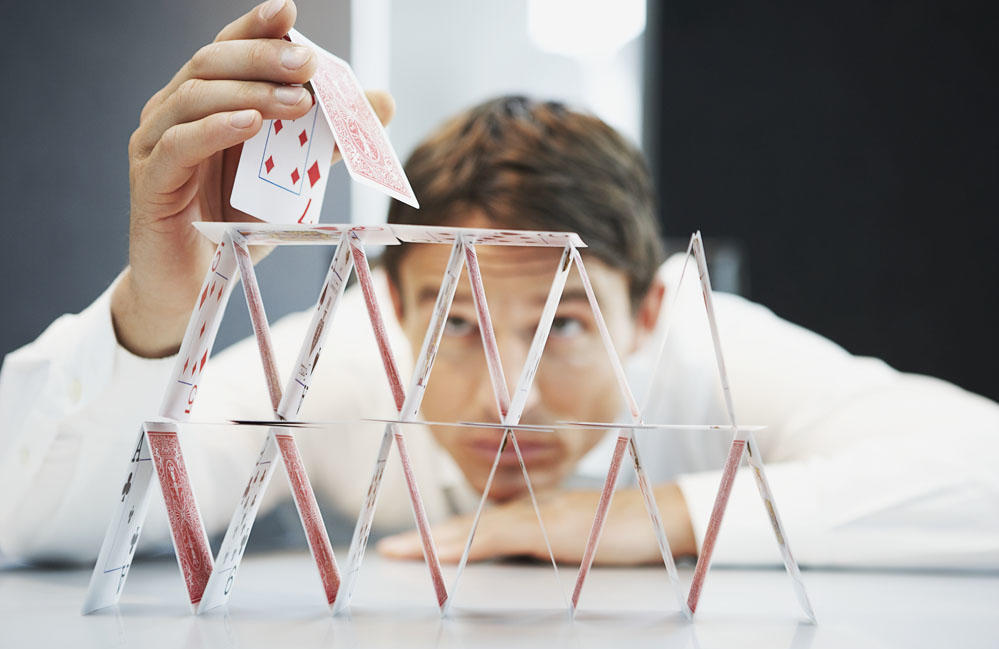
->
[630, 277, 665, 353]
[388, 275, 405, 323]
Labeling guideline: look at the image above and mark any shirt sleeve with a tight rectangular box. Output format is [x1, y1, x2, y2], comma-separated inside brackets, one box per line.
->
[0, 274, 275, 563]
[672, 290, 999, 570]
[0, 267, 456, 565]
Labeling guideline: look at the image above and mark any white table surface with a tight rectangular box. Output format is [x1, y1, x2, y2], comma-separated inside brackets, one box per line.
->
[2, 550, 997, 649]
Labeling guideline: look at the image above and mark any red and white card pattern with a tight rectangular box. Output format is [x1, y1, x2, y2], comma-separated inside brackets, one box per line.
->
[288, 29, 418, 209]
[84, 238, 238, 613]
[83, 223, 812, 621]
[275, 434, 339, 604]
[199, 234, 348, 612]
[146, 425, 214, 606]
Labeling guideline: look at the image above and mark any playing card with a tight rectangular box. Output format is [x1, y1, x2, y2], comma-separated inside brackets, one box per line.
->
[446, 242, 574, 613]
[566, 245, 688, 616]
[85, 239, 238, 614]
[146, 424, 214, 608]
[200, 239, 357, 612]
[335, 238, 468, 613]
[288, 29, 419, 208]
[82, 429, 156, 613]
[192, 222, 398, 246]
[390, 224, 585, 248]
[230, 101, 336, 225]
[342, 235, 446, 609]
[279, 239, 355, 417]
[199, 434, 280, 611]
[161, 238, 239, 419]
[232, 235, 282, 410]
[683, 233, 814, 621]
[275, 434, 340, 604]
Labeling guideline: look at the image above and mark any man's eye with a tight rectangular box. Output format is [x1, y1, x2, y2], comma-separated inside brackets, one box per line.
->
[550, 316, 584, 338]
[444, 316, 476, 337]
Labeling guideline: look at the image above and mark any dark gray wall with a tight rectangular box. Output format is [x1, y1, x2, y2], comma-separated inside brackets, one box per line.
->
[645, 0, 999, 401]
[0, 0, 351, 357]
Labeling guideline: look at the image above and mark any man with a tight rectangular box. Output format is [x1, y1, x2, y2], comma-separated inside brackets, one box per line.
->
[1, 0, 997, 570]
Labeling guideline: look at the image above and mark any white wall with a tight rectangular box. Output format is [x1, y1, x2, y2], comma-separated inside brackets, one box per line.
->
[350, 0, 646, 225]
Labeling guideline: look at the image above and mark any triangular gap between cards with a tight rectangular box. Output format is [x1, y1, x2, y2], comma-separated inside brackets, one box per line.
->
[556, 247, 689, 616]
[338, 235, 449, 611]
[646, 233, 813, 620]
[442, 242, 572, 615]
[332, 237, 472, 615]
[83, 237, 242, 613]
[196, 236, 356, 612]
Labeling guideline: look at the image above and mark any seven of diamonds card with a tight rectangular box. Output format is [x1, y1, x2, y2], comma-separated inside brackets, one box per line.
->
[230, 101, 336, 225]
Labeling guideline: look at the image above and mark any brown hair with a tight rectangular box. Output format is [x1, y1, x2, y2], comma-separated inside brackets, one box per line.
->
[383, 95, 665, 308]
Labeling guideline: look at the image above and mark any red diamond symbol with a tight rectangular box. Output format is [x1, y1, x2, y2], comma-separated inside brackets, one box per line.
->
[182, 358, 189, 374]
[307, 161, 321, 187]
[199, 351, 208, 373]
[298, 129, 308, 146]
[199, 322, 205, 338]
[273, 120, 283, 134]
[264, 156, 274, 174]
[291, 168, 300, 185]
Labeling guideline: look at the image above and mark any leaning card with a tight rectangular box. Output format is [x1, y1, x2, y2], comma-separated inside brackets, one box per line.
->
[82, 428, 156, 613]
[288, 29, 419, 208]
[230, 101, 336, 225]
[146, 426, 214, 608]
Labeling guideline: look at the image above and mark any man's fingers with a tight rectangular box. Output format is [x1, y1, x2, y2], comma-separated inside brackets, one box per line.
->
[149, 38, 315, 122]
[188, 39, 315, 85]
[137, 79, 312, 155]
[215, 0, 297, 43]
[146, 110, 262, 192]
[142, 1, 299, 124]
[377, 516, 475, 562]
[377, 531, 424, 560]
[377, 509, 527, 564]
[366, 89, 396, 127]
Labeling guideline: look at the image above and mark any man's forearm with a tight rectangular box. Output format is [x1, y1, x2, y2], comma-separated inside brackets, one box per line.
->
[652, 482, 697, 557]
[110, 268, 191, 358]
[378, 481, 699, 565]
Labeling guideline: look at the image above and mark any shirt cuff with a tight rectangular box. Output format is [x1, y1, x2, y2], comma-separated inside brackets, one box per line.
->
[676, 461, 820, 566]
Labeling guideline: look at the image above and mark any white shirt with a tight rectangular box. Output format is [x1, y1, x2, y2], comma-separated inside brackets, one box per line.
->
[1, 255, 997, 569]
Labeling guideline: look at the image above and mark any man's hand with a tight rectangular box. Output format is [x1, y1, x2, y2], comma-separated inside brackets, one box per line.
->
[377, 483, 698, 566]
[112, 0, 395, 358]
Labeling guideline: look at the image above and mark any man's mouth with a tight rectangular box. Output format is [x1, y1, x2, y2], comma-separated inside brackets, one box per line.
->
[464, 432, 561, 467]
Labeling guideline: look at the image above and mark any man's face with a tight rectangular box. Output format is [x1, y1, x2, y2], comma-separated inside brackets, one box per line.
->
[390, 217, 660, 501]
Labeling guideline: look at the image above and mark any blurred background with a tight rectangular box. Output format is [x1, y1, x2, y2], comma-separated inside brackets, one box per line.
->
[1, 0, 996, 401]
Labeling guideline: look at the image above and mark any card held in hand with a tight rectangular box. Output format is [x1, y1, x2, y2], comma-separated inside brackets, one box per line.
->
[288, 28, 419, 209]
[231, 101, 336, 225]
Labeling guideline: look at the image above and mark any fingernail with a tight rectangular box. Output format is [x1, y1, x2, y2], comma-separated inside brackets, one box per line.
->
[275, 86, 307, 105]
[259, 0, 286, 21]
[281, 45, 312, 70]
[230, 110, 256, 128]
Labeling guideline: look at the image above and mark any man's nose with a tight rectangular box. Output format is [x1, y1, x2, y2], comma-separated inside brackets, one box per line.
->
[494, 331, 541, 418]
[470, 362, 504, 422]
